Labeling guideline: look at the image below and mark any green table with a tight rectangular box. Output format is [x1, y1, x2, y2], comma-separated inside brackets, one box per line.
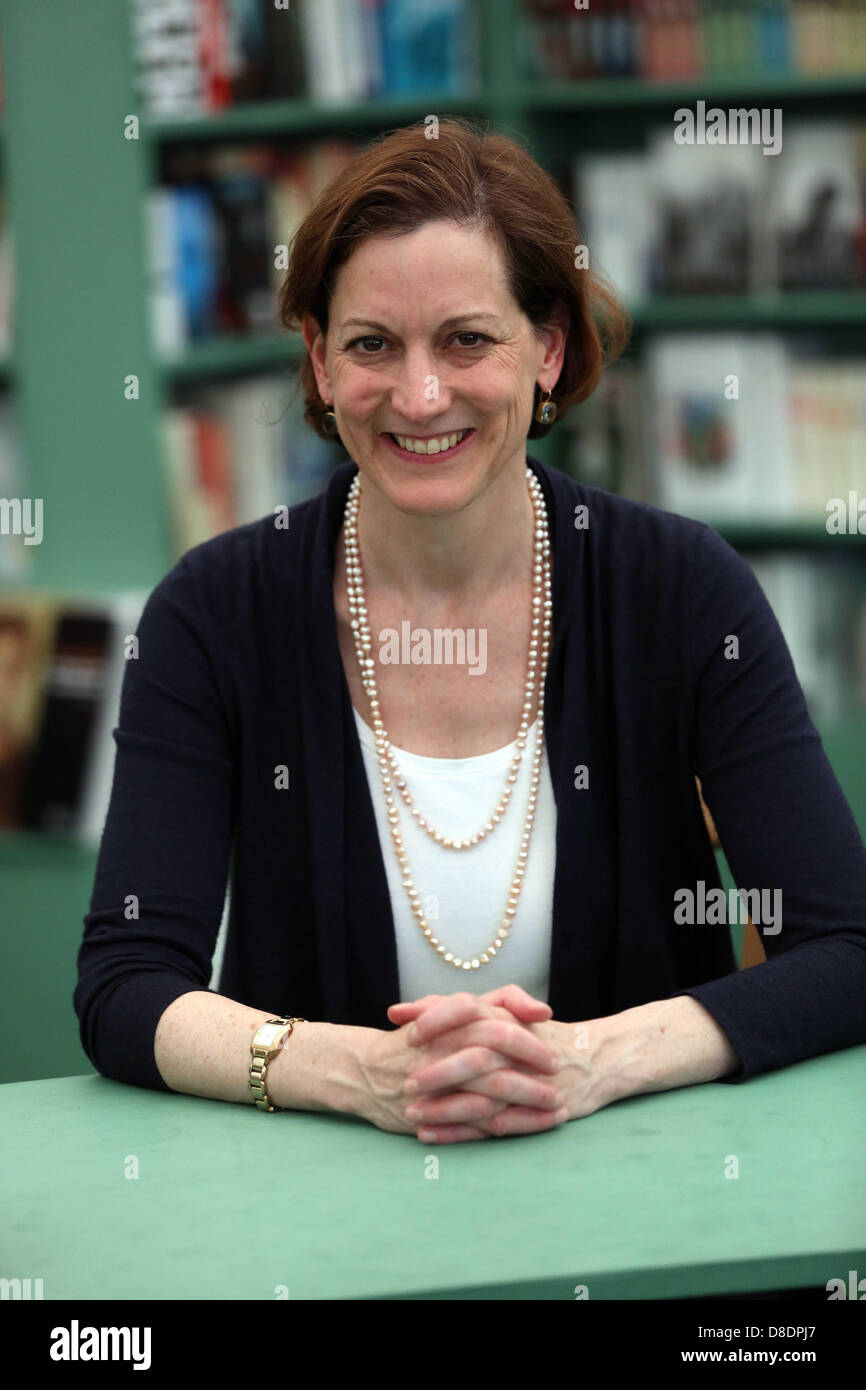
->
[2, 1048, 865, 1300]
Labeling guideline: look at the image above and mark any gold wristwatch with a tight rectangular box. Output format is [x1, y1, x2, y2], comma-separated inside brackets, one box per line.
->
[249, 1016, 306, 1111]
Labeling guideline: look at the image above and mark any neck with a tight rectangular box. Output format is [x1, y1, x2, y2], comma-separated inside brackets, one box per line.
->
[350, 456, 537, 604]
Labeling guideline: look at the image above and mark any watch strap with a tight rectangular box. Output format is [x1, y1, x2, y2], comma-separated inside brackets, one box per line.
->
[249, 1016, 306, 1111]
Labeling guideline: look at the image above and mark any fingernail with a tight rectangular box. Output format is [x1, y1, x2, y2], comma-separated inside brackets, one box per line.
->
[405, 1106, 421, 1120]
[418, 1129, 437, 1143]
[555, 1107, 569, 1123]
[404, 1078, 419, 1095]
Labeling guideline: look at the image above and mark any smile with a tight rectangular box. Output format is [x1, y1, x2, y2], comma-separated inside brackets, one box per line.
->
[383, 428, 474, 460]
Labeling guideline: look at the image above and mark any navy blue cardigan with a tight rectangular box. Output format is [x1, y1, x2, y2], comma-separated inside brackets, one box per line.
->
[74, 456, 866, 1091]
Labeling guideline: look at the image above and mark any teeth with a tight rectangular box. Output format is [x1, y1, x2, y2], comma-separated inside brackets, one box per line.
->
[393, 429, 470, 455]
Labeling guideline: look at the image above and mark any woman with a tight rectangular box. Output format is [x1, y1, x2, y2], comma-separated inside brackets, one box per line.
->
[75, 119, 866, 1144]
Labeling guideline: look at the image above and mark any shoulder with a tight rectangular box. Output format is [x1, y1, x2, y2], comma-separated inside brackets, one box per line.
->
[150, 487, 333, 617]
[531, 456, 723, 583]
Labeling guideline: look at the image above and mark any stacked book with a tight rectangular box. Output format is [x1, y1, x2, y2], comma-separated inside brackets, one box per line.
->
[565, 339, 866, 529]
[574, 119, 866, 301]
[522, 0, 866, 82]
[131, 0, 480, 115]
[163, 370, 349, 558]
[0, 592, 147, 844]
[148, 139, 361, 351]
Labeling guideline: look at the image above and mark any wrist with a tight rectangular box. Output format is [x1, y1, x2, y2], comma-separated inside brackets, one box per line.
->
[265, 1021, 379, 1118]
[582, 996, 740, 1105]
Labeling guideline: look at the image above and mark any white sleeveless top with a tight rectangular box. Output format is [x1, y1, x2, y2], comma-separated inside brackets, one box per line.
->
[353, 707, 555, 1002]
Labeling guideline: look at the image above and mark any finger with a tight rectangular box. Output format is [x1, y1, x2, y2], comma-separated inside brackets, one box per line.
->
[409, 1021, 560, 1086]
[415, 1123, 492, 1144]
[479, 1104, 570, 1138]
[459, 1068, 564, 1109]
[482, 984, 553, 1022]
[406, 1091, 510, 1126]
[387, 995, 445, 1022]
[406, 992, 493, 1044]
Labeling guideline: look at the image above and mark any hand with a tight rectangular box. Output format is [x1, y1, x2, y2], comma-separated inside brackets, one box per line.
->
[375, 985, 571, 1143]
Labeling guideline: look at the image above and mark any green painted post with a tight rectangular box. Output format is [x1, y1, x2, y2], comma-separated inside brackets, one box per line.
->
[0, 0, 169, 592]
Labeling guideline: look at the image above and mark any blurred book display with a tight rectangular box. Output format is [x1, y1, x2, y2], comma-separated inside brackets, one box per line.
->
[148, 139, 362, 350]
[575, 119, 866, 299]
[131, 0, 480, 115]
[521, 0, 866, 82]
[0, 593, 147, 845]
[163, 371, 349, 557]
[745, 551, 866, 724]
[564, 342, 866, 530]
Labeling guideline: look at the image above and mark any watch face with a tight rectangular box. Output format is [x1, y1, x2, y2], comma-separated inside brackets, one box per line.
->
[255, 1023, 285, 1049]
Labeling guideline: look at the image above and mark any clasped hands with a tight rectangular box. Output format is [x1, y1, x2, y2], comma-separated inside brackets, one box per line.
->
[380, 983, 573, 1143]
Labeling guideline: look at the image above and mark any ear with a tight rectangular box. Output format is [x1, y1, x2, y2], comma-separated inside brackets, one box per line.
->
[301, 313, 333, 401]
[535, 299, 569, 393]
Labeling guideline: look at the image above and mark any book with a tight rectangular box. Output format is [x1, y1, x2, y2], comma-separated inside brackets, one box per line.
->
[0, 596, 60, 831]
[18, 607, 115, 836]
[646, 332, 794, 524]
[765, 119, 866, 290]
[562, 360, 652, 501]
[574, 151, 652, 304]
[645, 122, 767, 296]
[161, 372, 350, 559]
[149, 140, 362, 351]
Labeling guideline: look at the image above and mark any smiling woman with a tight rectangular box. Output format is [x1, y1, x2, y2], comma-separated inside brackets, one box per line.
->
[75, 118, 866, 1153]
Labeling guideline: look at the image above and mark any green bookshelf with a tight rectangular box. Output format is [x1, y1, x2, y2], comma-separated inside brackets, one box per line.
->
[1, 0, 866, 1082]
[629, 290, 866, 331]
[145, 92, 490, 145]
[518, 71, 866, 109]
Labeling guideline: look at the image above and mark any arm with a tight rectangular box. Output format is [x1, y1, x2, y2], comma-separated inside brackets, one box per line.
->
[152, 989, 376, 1113]
[533, 997, 740, 1120]
[152, 988, 563, 1135]
[672, 524, 866, 1080]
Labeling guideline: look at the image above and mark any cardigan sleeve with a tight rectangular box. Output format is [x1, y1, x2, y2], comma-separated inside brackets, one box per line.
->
[672, 522, 866, 1081]
[73, 554, 236, 1092]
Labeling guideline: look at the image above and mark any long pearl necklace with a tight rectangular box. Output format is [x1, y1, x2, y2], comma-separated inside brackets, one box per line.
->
[343, 466, 553, 970]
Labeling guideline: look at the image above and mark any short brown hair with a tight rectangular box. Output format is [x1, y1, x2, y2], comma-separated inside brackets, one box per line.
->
[278, 117, 632, 441]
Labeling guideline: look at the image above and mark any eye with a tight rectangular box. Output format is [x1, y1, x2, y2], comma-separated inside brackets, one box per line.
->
[346, 335, 387, 353]
[452, 332, 490, 348]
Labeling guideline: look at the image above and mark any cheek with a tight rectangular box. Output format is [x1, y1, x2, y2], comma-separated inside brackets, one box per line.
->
[332, 366, 381, 417]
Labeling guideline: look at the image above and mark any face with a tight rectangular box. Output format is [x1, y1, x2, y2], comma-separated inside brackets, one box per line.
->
[302, 220, 566, 516]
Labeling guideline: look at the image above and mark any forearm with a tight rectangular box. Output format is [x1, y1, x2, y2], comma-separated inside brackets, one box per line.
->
[153, 989, 378, 1116]
[551, 995, 741, 1115]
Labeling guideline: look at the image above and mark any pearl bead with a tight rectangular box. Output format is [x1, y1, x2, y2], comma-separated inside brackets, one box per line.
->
[342, 470, 552, 970]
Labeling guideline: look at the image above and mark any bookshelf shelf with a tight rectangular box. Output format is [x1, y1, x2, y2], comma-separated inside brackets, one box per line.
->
[716, 522, 866, 549]
[145, 93, 488, 145]
[161, 331, 303, 381]
[629, 291, 866, 331]
[520, 72, 866, 111]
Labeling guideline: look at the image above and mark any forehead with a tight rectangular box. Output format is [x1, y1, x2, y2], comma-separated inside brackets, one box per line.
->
[332, 221, 512, 314]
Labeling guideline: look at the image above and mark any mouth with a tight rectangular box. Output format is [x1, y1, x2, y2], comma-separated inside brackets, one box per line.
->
[382, 428, 474, 462]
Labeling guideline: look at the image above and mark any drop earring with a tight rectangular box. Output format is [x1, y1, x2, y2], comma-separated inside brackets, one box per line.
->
[321, 404, 339, 436]
[534, 387, 557, 426]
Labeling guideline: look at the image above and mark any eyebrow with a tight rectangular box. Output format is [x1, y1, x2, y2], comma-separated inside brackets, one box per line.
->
[339, 313, 501, 333]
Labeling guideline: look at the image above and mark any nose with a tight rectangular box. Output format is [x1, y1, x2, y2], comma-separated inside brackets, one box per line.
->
[387, 347, 453, 427]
